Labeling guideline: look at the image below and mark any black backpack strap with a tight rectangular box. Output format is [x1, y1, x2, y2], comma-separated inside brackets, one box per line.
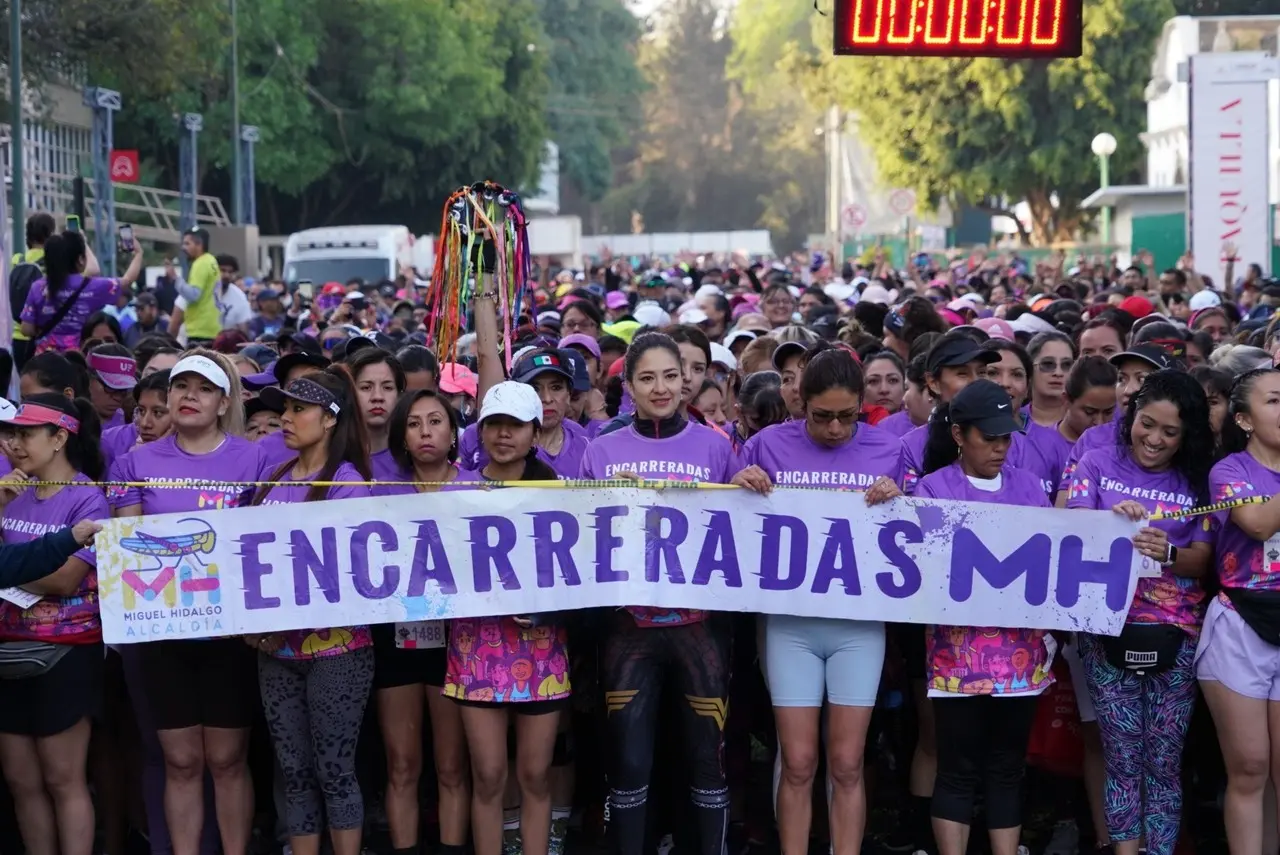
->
[33, 276, 94, 341]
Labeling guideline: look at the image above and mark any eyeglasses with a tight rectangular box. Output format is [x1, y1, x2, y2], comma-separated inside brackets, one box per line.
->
[563, 319, 598, 334]
[809, 409, 859, 425]
[1036, 358, 1074, 373]
[764, 298, 794, 309]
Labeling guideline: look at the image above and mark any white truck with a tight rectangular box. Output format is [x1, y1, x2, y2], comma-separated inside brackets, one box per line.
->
[282, 226, 435, 286]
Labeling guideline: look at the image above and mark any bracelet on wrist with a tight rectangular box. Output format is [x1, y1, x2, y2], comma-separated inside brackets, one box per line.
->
[473, 290, 499, 302]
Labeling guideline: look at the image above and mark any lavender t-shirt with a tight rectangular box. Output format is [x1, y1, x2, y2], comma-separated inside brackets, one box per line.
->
[740, 419, 904, 489]
[1210, 451, 1280, 592]
[256, 461, 371, 505]
[579, 421, 740, 627]
[0, 474, 109, 642]
[21, 275, 121, 351]
[370, 449, 401, 483]
[877, 409, 916, 438]
[1020, 421, 1073, 499]
[1067, 445, 1210, 633]
[101, 423, 139, 471]
[108, 434, 270, 514]
[459, 418, 591, 479]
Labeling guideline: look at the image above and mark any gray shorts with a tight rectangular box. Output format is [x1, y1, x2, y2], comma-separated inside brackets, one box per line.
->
[764, 614, 885, 708]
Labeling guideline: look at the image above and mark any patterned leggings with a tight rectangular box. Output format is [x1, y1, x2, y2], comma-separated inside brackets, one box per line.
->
[1078, 632, 1196, 855]
[258, 648, 375, 836]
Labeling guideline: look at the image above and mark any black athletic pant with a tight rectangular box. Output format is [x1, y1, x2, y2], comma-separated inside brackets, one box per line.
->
[931, 694, 1038, 830]
[603, 613, 732, 855]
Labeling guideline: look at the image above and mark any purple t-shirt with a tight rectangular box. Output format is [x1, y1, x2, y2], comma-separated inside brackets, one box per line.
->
[579, 421, 739, 628]
[1066, 445, 1210, 633]
[108, 434, 270, 514]
[916, 461, 1056, 697]
[101, 423, 139, 471]
[877, 409, 916, 438]
[901, 424, 1050, 496]
[0, 474, 109, 642]
[370, 448, 401, 483]
[257, 430, 295, 468]
[372, 465, 486, 497]
[254, 462, 374, 660]
[1020, 421, 1073, 499]
[21, 275, 122, 351]
[1062, 413, 1124, 486]
[459, 418, 590, 479]
[1210, 451, 1280, 592]
[740, 419, 904, 489]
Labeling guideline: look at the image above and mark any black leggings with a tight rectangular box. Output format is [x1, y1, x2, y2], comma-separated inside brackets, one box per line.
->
[931, 695, 1038, 830]
[602, 613, 732, 855]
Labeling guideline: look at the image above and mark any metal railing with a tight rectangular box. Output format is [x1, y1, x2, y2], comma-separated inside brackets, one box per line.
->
[18, 167, 231, 245]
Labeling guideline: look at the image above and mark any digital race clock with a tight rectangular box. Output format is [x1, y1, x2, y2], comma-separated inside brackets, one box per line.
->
[833, 0, 1083, 58]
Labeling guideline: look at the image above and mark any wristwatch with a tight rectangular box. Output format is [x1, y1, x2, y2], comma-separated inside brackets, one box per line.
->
[1161, 543, 1178, 567]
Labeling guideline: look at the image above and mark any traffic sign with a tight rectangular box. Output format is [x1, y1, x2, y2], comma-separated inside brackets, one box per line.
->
[109, 150, 140, 183]
[841, 203, 867, 230]
[889, 188, 917, 217]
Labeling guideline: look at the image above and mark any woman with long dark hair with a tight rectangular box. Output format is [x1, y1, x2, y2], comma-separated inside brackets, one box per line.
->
[579, 333, 739, 855]
[0, 394, 107, 855]
[732, 349, 901, 855]
[915, 380, 1057, 855]
[372, 390, 476, 855]
[1196, 368, 1280, 852]
[1068, 371, 1214, 855]
[247, 366, 374, 855]
[347, 348, 406, 481]
[20, 231, 142, 354]
[728, 371, 787, 450]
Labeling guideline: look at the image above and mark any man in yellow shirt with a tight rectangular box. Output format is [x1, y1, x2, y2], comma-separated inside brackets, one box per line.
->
[10, 212, 57, 367]
[168, 227, 220, 345]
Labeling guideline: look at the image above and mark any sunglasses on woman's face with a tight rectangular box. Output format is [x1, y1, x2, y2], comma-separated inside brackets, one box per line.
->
[1036, 358, 1074, 373]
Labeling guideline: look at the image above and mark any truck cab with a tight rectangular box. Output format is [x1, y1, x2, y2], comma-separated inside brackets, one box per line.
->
[283, 225, 417, 286]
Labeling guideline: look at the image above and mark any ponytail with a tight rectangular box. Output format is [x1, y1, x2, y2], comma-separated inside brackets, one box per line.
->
[42, 232, 86, 300]
[920, 401, 959, 476]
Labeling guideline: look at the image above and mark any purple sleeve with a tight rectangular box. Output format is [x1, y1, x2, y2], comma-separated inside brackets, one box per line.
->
[1210, 454, 1262, 502]
[578, 445, 599, 479]
[19, 281, 43, 325]
[328, 483, 373, 500]
[716, 439, 742, 483]
[69, 490, 111, 566]
[107, 453, 141, 511]
[1064, 452, 1103, 511]
[914, 476, 940, 499]
[458, 426, 481, 471]
[738, 433, 761, 469]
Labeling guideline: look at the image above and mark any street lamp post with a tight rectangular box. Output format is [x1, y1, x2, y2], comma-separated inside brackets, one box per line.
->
[229, 0, 242, 225]
[8, 0, 22, 257]
[1091, 132, 1117, 247]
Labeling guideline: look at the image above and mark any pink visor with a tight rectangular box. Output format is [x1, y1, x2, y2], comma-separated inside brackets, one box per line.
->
[87, 352, 138, 390]
[3, 403, 80, 433]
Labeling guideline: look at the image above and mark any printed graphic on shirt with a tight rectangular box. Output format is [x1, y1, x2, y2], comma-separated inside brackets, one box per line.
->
[273, 626, 372, 659]
[926, 626, 1053, 696]
[443, 618, 571, 703]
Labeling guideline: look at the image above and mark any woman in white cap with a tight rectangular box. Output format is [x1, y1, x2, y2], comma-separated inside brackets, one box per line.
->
[246, 366, 376, 855]
[444, 381, 571, 855]
[109, 349, 268, 855]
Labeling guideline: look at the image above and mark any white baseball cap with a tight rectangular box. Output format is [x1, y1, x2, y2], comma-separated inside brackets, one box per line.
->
[709, 342, 737, 371]
[478, 381, 543, 426]
[1188, 290, 1222, 311]
[170, 355, 232, 395]
[723, 329, 758, 351]
[633, 301, 671, 329]
[679, 307, 710, 325]
[0, 399, 16, 422]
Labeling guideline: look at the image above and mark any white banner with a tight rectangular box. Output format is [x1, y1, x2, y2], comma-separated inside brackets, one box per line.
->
[1189, 52, 1277, 277]
[95, 487, 1147, 644]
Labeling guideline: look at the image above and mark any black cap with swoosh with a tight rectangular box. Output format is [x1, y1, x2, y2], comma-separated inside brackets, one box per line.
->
[949, 379, 1022, 437]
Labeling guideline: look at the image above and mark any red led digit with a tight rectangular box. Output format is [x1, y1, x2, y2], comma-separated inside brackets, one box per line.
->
[1030, 0, 1063, 45]
[886, 0, 921, 45]
[850, 0, 885, 43]
[957, 0, 990, 44]
[996, 0, 1029, 45]
[923, 0, 957, 45]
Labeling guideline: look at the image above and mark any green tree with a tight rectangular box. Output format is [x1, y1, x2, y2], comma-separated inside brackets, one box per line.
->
[537, 0, 644, 203]
[102, 0, 549, 235]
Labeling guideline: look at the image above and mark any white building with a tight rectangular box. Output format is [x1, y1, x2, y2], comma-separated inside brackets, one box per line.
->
[1143, 15, 1280, 203]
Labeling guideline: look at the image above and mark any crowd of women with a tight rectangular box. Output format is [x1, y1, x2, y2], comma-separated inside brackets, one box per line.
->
[3, 219, 1280, 855]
